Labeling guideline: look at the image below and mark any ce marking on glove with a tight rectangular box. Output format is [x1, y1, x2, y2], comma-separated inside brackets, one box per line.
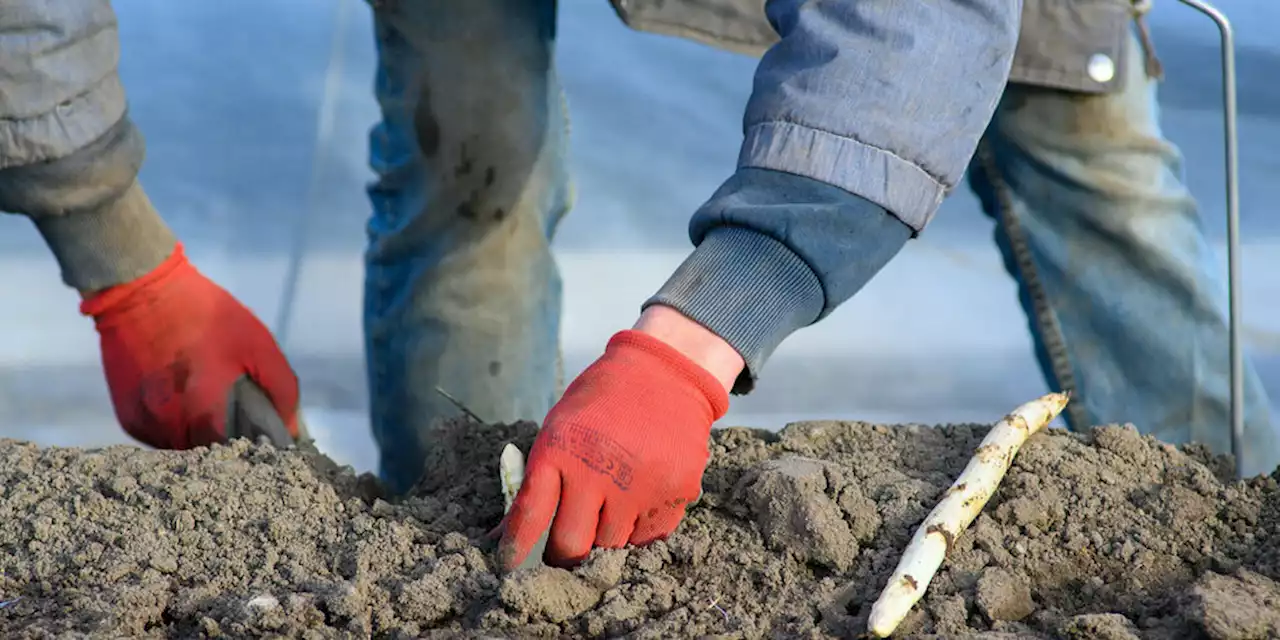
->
[545, 424, 636, 491]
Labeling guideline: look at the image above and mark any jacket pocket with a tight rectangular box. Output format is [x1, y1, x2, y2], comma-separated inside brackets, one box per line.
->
[1009, 0, 1133, 94]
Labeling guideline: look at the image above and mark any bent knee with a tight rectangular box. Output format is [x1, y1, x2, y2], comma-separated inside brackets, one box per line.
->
[365, 0, 570, 257]
[986, 85, 1192, 211]
[369, 0, 562, 171]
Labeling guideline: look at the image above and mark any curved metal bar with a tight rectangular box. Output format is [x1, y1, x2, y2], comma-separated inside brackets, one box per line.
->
[276, 0, 352, 348]
[1174, 0, 1243, 477]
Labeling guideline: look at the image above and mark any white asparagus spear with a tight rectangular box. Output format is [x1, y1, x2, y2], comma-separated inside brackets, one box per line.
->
[499, 443, 525, 513]
[498, 443, 553, 570]
[866, 392, 1069, 638]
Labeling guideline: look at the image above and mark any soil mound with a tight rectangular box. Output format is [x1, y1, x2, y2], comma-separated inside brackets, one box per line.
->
[0, 419, 1277, 639]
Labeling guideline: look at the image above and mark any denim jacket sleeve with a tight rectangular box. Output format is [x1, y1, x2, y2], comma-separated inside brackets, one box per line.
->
[0, 1, 176, 291]
[647, 0, 1020, 393]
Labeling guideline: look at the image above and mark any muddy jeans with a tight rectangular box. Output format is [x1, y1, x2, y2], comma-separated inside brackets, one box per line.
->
[968, 33, 1278, 477]
[365, 1, 570, 494]
[364, 3, 1277, 491]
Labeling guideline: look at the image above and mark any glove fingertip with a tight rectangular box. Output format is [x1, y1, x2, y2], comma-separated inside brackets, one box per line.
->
[246, 363, 301, 439]
[629, 504, 688, 547]
[498, 467, 560, 571]
[594, 503, 638, 549]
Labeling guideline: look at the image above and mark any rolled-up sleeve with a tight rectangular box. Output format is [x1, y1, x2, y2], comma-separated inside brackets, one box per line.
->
[648, 0, 1021, 393]
[741, 0, 1021, 231]
[0, 1, 129, 169]
[0, 1, 176, 291]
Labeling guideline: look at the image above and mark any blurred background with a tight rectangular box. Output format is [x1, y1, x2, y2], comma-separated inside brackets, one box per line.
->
[1, 0, 1276, 475]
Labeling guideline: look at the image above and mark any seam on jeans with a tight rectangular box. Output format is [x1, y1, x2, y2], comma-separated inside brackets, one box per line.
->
[976, 140, 1090, 431]
[558, 83, 576, 223]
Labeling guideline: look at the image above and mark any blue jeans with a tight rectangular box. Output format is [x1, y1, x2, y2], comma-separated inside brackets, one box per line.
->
[968, 33, 1277, 476]
[365, 0, 569, 494]
[365, 3, 1276, 491]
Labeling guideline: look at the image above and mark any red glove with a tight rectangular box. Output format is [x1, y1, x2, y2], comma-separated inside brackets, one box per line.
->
[81, 243, 299, 450]
[499, 330, 729, 570]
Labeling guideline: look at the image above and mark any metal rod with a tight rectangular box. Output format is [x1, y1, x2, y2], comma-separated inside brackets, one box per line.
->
[276, 0, 352, 348]
[1175, 0, 1243, 477]
[435, 386, 486, 423]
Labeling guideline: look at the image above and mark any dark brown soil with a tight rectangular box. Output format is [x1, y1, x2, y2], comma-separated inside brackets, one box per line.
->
[0, 418, 1277, 639]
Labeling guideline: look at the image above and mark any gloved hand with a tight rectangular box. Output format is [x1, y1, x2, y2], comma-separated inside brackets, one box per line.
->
[81, 243, 300, 450]
[498, 329, 730, 570]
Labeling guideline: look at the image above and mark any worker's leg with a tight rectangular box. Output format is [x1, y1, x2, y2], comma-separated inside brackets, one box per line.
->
[364, 0, 570, 494]
[967, 31, 1280, 476]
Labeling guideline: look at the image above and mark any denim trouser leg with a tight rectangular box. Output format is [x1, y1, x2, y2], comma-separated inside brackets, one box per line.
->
[364, 1, 570, 494]
[967, 32, 1279, 476]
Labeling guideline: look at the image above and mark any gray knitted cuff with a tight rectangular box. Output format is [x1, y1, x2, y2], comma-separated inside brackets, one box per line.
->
[35, 181, 177, 292]
[645, 227, 825, 394]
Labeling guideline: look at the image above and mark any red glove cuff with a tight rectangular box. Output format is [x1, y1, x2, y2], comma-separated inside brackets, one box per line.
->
[80, 242, 187, 318]
[606, 329, 731, 421]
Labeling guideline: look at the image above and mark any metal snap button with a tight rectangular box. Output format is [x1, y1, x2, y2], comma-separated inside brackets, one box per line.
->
[1087, 53, 1116, 83]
